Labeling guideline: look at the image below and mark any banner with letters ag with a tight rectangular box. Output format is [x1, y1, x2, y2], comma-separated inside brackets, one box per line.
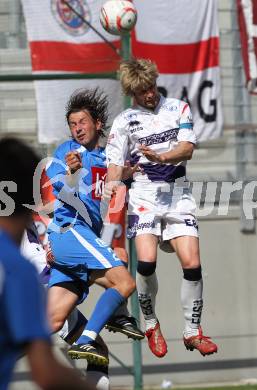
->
[133, 0, 223, 141]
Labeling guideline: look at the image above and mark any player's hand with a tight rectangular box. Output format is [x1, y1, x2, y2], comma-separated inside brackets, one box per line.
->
[139, 144, 163, 163]
[102, 181, 119, 200]
[45, 242, 55, 267]
[122, 161, 143, 180]
[65, 151, 82, 174]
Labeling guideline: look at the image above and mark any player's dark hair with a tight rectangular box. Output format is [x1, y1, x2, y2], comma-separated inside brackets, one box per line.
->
[65, 88, 109, 137]
[0, 137, 40, 215]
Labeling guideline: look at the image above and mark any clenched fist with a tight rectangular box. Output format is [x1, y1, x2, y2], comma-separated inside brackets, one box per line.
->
[65, 151, 82, 174]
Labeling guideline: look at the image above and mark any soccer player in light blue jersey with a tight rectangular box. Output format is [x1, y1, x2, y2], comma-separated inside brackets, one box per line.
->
[46, 88, 136, 365]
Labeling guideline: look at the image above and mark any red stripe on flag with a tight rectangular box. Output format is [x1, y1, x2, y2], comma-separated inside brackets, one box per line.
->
[30, 41, 121, 72]
[237, 0, 250, 84]
[132, 35, 219, 74]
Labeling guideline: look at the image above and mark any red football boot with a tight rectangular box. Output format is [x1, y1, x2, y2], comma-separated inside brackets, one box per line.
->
[145, 322, 168, 358]
[184, 327, 218, 356]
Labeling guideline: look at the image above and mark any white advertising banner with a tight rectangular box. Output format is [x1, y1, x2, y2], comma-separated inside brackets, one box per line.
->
[21, 0, 223, 143]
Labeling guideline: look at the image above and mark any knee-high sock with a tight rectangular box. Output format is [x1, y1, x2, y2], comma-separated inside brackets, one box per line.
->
[76, 288, 125, 345]
[181, 278, 203, 337]
[136, 271, 158, 330]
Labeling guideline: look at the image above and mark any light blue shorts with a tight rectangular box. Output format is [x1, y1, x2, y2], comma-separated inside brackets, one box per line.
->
[48, 224, 123, 303]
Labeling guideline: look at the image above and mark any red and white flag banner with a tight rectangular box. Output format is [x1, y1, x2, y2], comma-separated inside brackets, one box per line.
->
[21, 0, 223, 144]
[237, 0, 257, 94]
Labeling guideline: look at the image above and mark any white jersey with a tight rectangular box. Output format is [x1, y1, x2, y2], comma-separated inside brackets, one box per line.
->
[20, 223, 47, 275]
[106, 95, 196, 186]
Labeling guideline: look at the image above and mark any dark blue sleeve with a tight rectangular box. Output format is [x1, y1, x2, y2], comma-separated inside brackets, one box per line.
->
[4, 262, 51, 345]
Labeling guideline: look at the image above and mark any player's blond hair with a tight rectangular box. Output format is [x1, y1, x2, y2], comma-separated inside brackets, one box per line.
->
[119, 58, 159, 96]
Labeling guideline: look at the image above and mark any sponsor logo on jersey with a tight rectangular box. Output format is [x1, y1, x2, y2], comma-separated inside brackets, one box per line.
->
[138, 128, 179, 146]
[129, 120, 144, 134]
[91, 167, 107, 200]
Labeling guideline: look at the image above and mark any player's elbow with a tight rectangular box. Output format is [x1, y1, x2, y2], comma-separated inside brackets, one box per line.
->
[184, 144, 194, 160]
[186, 150, 193, 160]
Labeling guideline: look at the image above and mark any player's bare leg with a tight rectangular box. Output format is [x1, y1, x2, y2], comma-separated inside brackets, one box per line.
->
[171, 235, 218, 356]
[135, 234, 167, 358]
[48, 285, 79, 334]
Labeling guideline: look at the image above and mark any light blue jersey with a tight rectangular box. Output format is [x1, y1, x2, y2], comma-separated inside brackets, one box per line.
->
[46, 140, 123, 297]
[47, 140, 107, 236]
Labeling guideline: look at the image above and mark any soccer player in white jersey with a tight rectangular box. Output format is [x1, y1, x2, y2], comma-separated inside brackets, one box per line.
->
[105, 58, 218, 358]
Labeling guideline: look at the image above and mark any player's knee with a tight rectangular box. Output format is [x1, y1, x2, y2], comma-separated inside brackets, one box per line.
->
[49, 313, 66, 333]
[117, 272, 135, 297]
[124, 274, 136, 297]
[137, 260, 156, 276]
[181, 256, 200, 270]
[183, 266, 202, 281]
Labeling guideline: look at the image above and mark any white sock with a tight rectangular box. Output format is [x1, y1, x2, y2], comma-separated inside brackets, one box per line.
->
[136, 271, 158, 330]
[181, 278, 203, 338]
[85, 371, 110, 390]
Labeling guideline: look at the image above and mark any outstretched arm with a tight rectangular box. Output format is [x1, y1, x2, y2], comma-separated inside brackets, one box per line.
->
[139, 141, 194, 164]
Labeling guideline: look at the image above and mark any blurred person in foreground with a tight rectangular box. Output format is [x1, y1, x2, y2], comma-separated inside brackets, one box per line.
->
[105, 58, 218, 359]
[21, 221, 110, 390]
[0, 137, 90, 390]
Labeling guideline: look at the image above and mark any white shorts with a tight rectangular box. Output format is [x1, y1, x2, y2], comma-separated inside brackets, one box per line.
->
[127, 184, 198, 252]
